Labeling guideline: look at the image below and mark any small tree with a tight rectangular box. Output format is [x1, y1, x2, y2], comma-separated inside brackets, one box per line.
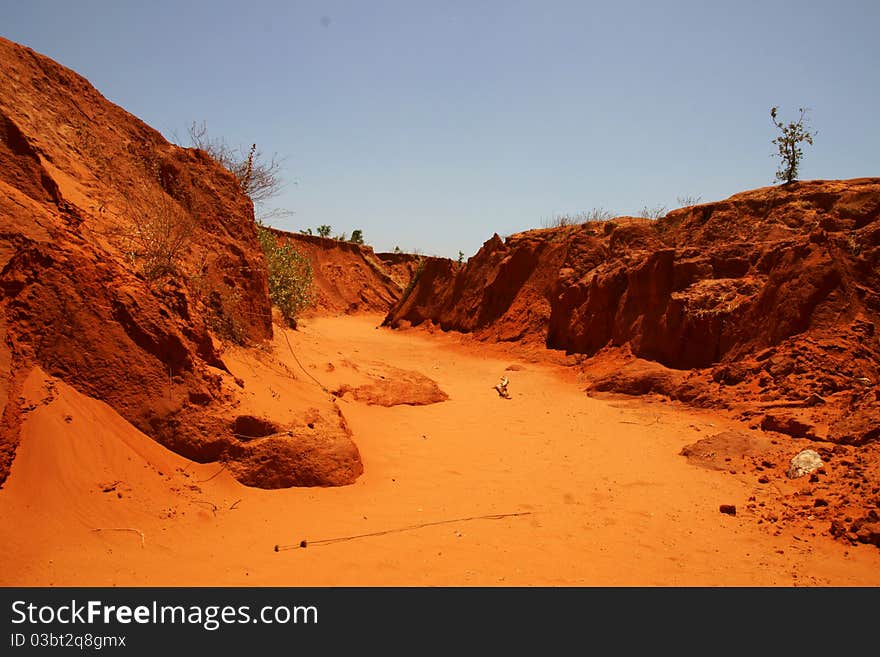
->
[770, 106, 816, 184]
[350, 229, 364, 245]
[317, 225, 332, 238]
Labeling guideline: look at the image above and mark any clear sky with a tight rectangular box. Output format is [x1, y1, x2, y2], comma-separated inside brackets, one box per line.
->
[3, 1, 878, 258]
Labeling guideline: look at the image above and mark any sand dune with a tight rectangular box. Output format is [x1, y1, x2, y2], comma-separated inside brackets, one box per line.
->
[2, 313, 878, 587]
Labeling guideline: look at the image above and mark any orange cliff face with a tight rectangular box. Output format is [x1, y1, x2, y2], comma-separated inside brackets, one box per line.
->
[385, 179, 880, 447]
[0, 36, 362, 488]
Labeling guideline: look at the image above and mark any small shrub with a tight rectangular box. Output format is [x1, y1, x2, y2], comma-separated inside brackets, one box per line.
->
[579, 207, 615, 222]
[542, 214, 576, 228]
[350, 229, 364, 245]
[121, 182, 195, 280]
[541, 207, 614, 228]
[317, 225, 332, 238]
[676, 195, 702, 207]
[256, 224, 314, 327]
[638, 204, 667, 220]
[188, 122, 284, 206]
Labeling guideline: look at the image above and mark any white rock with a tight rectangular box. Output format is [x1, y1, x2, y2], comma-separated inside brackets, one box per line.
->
[786, 449, 824, 479]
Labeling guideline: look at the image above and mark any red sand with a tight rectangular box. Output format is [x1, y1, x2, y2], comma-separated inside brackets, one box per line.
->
[2, 313, 879, 586]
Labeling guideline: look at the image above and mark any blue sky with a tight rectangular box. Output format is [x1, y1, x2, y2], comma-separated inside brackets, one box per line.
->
[3, 1, 878, 258]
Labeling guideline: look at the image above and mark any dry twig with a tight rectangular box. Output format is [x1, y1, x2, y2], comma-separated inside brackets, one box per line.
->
[92, 527, 145, 548]
[273, 511, 533, 552]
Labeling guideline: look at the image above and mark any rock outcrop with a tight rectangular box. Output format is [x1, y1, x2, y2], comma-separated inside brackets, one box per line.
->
[0, 36, 362, 488]
[385, 179, 880, 445]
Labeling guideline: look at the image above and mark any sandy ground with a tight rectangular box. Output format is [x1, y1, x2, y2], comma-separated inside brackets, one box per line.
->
[2, 313, 879, 587]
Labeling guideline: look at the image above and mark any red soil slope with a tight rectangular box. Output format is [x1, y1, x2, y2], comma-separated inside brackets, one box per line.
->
[0, 36, 361, 488]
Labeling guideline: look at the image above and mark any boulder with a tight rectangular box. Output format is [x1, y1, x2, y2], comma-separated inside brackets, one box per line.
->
[787, 449, 824, 479]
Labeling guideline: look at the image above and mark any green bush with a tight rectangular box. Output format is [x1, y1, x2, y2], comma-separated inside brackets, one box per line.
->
[256, 224, 314, 326]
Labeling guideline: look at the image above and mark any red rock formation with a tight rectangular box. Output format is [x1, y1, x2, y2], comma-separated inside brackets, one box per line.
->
[385, 179, 880, 445]
[0, 36, 361, 488]
[333, 365, 449, 407]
